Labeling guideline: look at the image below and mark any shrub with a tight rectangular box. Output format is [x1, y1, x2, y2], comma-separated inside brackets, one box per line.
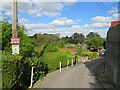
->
[81, 52, 90, 56]
[44, 44, 58, 53]
[81, 52, 98, 60]
[41, 50, 74, 72]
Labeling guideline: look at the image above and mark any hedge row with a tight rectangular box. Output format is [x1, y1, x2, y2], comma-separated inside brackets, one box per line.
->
[81, 52, 98, 60]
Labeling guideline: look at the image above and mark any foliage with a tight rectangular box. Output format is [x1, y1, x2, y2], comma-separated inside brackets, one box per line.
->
[32, 34, 59, 47]
[81, 52, 98, 60]
[77, 43, 89, 55]
[41, 50, 75, 72]
[71, 33, 85, 44]
[86, 32, 101, 38]
[84, 37, 106, 51]
[1, 20, 43, 89]
[44, 44, 58, 52]
[2, 51, 23, 88]
[62, 33, 85, 44]
[2, 20, 12, 50]
[1, 19, 105, 89]
[2, 20, 34, 56]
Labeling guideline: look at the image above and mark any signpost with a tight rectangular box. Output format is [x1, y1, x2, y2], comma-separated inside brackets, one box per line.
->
[11, 0, 19, 55]
[11, 38, 20, 54]
[12, 45, 19, 54]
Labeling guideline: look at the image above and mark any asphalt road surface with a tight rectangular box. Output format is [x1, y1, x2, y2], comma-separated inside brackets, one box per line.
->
[33, 57, 104, 88]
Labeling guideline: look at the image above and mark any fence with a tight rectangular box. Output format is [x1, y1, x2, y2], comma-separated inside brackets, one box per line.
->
[105, 23, 120, 87]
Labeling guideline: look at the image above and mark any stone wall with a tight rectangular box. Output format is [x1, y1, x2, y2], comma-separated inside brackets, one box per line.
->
[105, 23, 120, 87]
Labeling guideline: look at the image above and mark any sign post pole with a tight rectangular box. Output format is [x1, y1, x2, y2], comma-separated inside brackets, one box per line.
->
[11, 0, 20, 55]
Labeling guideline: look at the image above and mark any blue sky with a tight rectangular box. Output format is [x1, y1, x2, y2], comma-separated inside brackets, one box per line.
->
[1, 1, 119, 37]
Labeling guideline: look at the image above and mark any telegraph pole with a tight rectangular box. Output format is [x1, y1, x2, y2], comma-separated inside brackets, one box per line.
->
[11, 0, 20, 54]
[12, 0, 17, 38]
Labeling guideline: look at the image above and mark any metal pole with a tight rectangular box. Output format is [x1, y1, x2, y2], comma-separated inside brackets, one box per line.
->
[12, 0, 17, 38]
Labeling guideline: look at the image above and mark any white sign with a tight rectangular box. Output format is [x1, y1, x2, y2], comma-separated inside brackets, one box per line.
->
[12, 45, 19, 54]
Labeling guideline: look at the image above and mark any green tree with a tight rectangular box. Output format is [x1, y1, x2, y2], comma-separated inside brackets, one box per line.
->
[1, 20, 34, 56]
[84, 37, 106, 51]
[2, 20, 12, 50]
[86, 32, 101, 38]
[71, 33, 85, 44]
[62, 36, 69, 44]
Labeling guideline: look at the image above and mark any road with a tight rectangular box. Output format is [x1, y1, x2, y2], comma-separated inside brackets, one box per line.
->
[33, 57, 104, 88]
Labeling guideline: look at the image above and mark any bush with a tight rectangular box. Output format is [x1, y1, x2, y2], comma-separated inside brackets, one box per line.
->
[2, 51, 46, 89]
[2, 51, 23, 88]
[41, 50, 74, 72]
[81, 52, 90, 56]
[81, 52, 98, 60]
[45, 45, 58, 52]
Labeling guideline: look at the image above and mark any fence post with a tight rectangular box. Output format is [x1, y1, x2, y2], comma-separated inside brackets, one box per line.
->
[30, 67, 34, 88]
[60, 62, 61, 72]
[72, 59, 73, 66]
[67, 60, 69, 69]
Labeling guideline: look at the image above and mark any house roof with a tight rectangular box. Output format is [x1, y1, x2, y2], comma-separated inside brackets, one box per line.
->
[110, 21, 120, 27]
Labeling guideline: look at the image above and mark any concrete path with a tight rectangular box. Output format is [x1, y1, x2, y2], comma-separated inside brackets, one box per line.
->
[33, 58, 104, 88]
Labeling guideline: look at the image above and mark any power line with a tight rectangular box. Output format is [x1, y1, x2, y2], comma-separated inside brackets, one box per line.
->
[95, 2, 113, 17]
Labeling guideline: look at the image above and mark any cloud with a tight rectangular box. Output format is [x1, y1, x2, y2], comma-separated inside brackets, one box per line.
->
[85, 13, 120, 29]
[1, 2, 12, 16]
[25, 23, 55, 30]
[108, 7, 118, 14]
[83, 22, 110, 29]
[112, 13, 120, 20]
[72, 25, 81, 29]
[92, 16, 113, 23]
[31, 2, 64, 17]
[18, 18, 29, 25]
[50, 17, 76, 26]
[27, 27, 108, 38]
[1, 1, 76, 17]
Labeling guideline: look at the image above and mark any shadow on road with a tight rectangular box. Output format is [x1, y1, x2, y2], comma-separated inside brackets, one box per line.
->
[84, 57, 105, 89]
[84, 57, 104, 73]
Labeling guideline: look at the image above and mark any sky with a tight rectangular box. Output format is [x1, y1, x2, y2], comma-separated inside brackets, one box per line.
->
[1, 0, 120, 37]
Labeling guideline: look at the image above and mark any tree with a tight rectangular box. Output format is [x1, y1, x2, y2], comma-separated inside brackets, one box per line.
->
[1, 20, 34, 56]
[71, 33, 85, 44]
[62, 36, 69, 44]
[86, 32, 101, 38]
[84, 37, 106, 51]
[68, 37, 74, 43]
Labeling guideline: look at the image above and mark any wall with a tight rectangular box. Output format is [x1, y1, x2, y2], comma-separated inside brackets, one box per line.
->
[105, 23, 120, 87]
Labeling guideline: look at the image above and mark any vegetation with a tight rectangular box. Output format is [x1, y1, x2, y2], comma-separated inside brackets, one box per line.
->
[62, 32, 85, 44]
[1, 19, 106, 89]
[81, 52, 98, 60]
[84, 36, 106, 51]
[1, 20, 74, 89]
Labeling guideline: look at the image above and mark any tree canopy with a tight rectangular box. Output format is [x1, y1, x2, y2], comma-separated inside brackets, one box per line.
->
[84, 37, 106, 51]
[86, 32, 101, 38]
